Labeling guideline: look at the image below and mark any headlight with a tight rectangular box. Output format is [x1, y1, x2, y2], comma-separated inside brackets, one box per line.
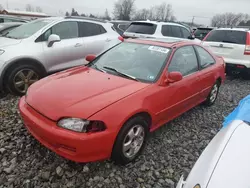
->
[0, 49, 4, 55]
[58, 118, 90, 132]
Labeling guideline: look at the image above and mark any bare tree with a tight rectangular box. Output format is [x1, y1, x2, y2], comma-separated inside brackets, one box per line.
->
[65, 11, 70, 16]
[36, 6, 42, 13]
[211, 12, 246, 27]
[113, 0, 135, 20]
[26, 4, 34, 12]
[154, 3, 175, 21]
[103, 9, 111, 20]
[71, 8, 79, 16]
[134, 8, 149, 20]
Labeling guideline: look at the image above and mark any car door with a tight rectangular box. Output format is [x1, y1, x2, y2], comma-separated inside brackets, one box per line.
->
[155, 46, 202, 123]
[41, 21, 85, 73]
[78, 21, 110, 57]
[194, 45, 217, 99]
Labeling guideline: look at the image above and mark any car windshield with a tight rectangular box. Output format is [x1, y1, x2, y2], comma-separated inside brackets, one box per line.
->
[205, 30, 247, 44]
[89, 42, 170, 82]
[194, 29, 212, 39]
[4, 19, 53, 39]
[126, 23, 157, 35]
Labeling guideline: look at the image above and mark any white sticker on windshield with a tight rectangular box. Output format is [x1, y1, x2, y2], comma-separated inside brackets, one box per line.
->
[148, 46, 169, 54]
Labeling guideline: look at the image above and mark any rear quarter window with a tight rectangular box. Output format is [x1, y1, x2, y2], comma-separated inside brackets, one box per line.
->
[205, 30, 247, 45]
[125, 23, 157, 35]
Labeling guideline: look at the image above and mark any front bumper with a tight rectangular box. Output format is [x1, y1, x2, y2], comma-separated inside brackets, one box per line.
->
[225, 63, 250, 76]
[18, 97, 115, 163]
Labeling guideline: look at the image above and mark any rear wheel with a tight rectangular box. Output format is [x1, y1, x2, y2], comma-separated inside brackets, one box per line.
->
[204, 81, 220, 106]
[111, 116, 149, 165]
[5, 64, 44, 96]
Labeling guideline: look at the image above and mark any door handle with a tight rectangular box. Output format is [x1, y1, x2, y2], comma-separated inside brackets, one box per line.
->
[75, 43, 82, 47]
[106, 38, 111, 42]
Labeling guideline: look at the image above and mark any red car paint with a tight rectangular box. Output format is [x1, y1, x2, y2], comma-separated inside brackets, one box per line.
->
[19, 39, 225, 163]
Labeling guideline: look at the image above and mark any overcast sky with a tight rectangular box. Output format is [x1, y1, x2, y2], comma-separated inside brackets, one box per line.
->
[2, 0, 250, 25]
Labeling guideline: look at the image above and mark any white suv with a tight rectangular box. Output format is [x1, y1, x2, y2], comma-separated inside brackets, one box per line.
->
[123, 21, 200, 42]
[0, 16, 121, 95]
[202, 28, 250, 78]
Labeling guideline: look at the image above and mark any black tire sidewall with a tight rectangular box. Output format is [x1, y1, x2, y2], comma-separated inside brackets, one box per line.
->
[111, 116, 149, 165]
[5, 64, 44, 96]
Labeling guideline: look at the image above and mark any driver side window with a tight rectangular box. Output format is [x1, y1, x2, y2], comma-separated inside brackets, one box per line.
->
[168, 46, 198, 76]
[43, 21, 79, 41]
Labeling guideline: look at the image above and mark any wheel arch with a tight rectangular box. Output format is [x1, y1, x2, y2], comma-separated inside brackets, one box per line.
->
[0, 58, 47, 91]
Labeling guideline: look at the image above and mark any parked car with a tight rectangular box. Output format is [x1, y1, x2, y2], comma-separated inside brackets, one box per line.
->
[0, 15, 29, 23]
[19, 38, 225, 164]
[0, 22, 23, 36]
[202, 28, 250, 78]
[0, 16, 122, 95]
[177, 95, 250, 188]
[110, 20, 131, 36]
[123, 21, 200, 42]
[194, 27, 214, 40]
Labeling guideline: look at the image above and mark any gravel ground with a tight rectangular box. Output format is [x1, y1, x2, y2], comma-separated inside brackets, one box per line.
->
[0, 77, 250, 188]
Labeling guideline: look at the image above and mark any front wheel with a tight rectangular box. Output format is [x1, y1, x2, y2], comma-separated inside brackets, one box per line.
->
[5, 64, 43, 96]
[111, 116, 149, 165]
[204, 81, 220, 106]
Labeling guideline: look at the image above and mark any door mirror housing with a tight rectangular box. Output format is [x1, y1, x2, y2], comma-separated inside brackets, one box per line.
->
[85, 54, 96, 62]
[188, 34, 195, 40]
[47, 34, 61, 47]
[166, 72, 183, 83]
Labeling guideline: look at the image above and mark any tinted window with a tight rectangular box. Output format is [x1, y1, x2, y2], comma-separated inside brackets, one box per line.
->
[195, 46, 215, 69]
[181, 27, 191, 38]
[161, 25, 173, 37]
[90, 43, 170, 82]
[79, 22, 106, 37]
[205, 30, 246, 44]
[162, 25, 183, 38]
[171, 26, 183, 38]
[168, 46, 198, 76]
[194, 28, 212, 40]
[126, 23, 156, 35]
[51, 21, 78, 40]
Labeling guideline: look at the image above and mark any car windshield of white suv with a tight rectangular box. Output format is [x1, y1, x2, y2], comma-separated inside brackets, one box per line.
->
[89, 42, 170, 82]
[4, 19, 52, 39]
[204, 30, 247, 44]
[125, 23, 157, 35]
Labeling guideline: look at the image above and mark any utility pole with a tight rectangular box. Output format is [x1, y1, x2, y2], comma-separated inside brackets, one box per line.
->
[191, 16, 195, 28]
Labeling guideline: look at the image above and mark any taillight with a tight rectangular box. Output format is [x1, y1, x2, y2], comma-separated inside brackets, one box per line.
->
[244, 32, 250, 55]
[118, 36, 124, 42]
[236, 65, 245, 68]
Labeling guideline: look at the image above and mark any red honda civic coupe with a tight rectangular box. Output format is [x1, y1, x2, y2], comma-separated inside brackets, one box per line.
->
[19, 38, 225, 164]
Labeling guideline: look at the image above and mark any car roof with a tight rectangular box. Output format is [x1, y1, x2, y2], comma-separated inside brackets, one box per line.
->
[0, 22, 23, 26]
[126, 38, 196, 48]
[130, 20, 188, 27]
[215, 27, 250, 32]
[0, 14, 30, 21]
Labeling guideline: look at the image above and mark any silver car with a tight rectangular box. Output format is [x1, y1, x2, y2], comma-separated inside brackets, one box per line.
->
[177, 119, 250, 188]
[0, 16, 121, 95]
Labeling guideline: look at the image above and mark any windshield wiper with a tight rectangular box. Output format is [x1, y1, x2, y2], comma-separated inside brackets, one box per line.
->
[92, 64, 106, 73]
[103, 66, 139, 81]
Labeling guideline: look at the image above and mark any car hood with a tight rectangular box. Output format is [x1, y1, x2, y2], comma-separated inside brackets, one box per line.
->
[0, 37, 22, 48]
[26, 66, 149, 121]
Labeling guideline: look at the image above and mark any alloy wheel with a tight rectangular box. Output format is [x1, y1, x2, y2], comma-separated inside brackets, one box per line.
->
[210, 84, 218, 103]
[13, 69, 39, 94]
[122, 125, 145, 158]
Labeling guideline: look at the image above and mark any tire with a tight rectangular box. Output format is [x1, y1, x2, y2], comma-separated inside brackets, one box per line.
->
[204, 81, 220, 106]
[111, 116, 149, 165]
[5, 63, 45, 96]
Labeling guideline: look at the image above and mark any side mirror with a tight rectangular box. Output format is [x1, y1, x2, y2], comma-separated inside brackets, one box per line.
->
[166, 72, 183, 83]
[47, 34, 61, 47]
[85, 54, 96, 62]
[188, 34, 195, 40]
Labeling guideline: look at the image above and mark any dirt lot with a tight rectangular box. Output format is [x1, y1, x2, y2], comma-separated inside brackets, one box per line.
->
[0, 78, 250, 188]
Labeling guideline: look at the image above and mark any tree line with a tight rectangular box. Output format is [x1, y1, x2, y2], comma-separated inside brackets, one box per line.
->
[211, 13, 250, 27]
